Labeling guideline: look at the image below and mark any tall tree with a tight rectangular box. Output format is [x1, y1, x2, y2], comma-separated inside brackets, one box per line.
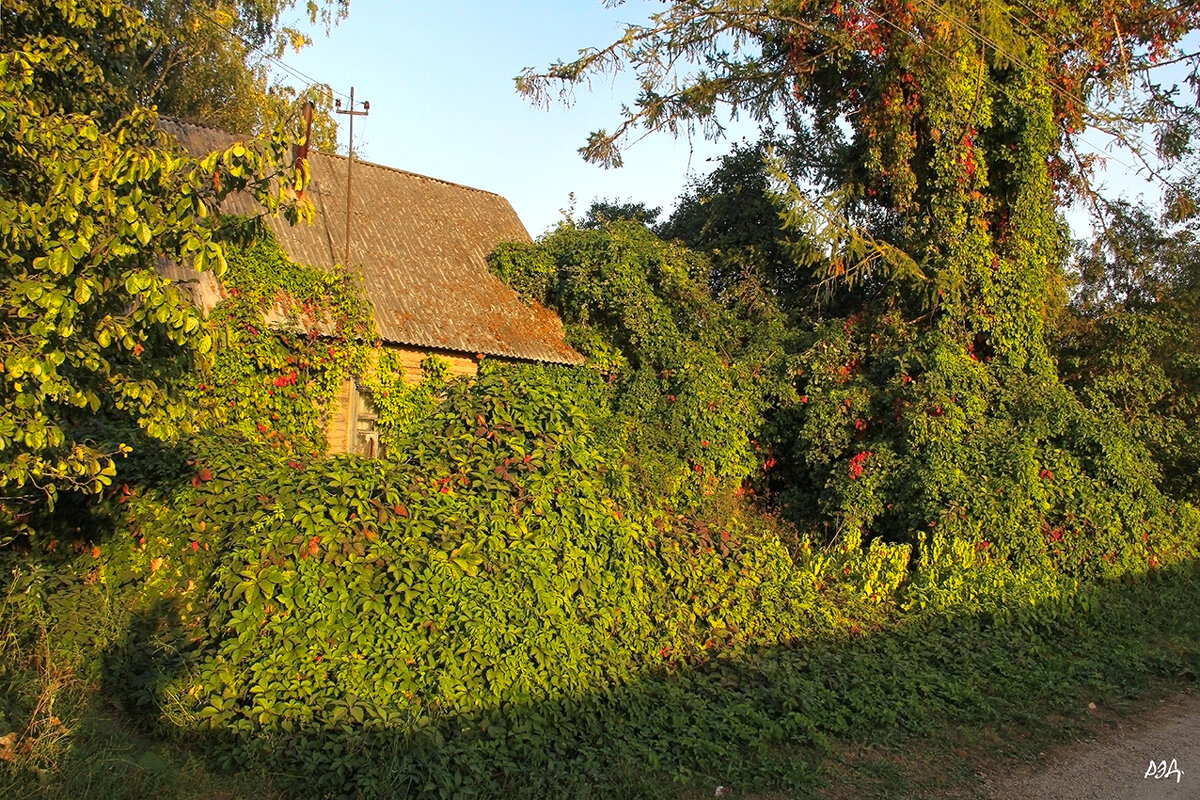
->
[0, 0, 310, 534]
[135, 0, 347, 146]
[1058, 202, 1200, 502]
[658, 137, 838, 305]
[519, 1, 1200, 557]
[522, 0, 1197, 355]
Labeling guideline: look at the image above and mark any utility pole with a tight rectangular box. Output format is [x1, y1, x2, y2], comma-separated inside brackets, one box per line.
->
[335, 87, 369, 267]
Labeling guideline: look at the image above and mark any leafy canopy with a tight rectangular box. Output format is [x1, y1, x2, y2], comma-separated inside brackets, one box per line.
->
[491, 221, 796, 510]
[135, 0, 349, 147]
[0, 0, 311, 531]
[524, 1, 1200, 558]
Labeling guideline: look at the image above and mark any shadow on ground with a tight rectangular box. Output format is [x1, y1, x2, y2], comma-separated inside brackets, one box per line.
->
[82, 558, 1200, 800]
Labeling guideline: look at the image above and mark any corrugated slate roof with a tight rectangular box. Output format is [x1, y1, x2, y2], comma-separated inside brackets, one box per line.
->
[159, 119, 583, 365]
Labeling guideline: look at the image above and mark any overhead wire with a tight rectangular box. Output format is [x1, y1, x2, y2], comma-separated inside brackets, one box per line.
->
[130, 0, 354, 104]
[188, 4, 376, 155]
[130, 1, 370, 155]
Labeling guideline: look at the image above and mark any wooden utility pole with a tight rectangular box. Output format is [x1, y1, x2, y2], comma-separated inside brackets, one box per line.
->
[335, 87, 369, 267]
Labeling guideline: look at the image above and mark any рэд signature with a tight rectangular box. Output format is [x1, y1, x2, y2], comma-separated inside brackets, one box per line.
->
[1144, 759, 1184, 784]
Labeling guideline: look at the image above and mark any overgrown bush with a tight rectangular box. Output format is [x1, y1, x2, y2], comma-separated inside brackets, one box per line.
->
[5, 171, 1200, 800]
[1057, 203, 1200, 503]
[490, 221, 796, 511]
[71, 363, 876, 792]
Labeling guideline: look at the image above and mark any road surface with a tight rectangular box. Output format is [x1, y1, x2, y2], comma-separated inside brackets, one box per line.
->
[984, 689, 1199, 800]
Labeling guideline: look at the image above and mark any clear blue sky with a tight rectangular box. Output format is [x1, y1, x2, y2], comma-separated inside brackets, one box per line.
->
[276, 0, 759, 237]
[274, 1, 1185, 241]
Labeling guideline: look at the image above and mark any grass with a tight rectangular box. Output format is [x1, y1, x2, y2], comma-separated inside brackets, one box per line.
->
[2, 559, 1198, 799]
[811, 681, 1195, 800]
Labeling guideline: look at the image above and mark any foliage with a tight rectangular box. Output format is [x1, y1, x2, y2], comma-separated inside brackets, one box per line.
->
[5, 2, 1200, 797]
[522, 2, 1200, 571]
[5, 212, 1200, 797]
[134, 0, 348, 148]
[580, 198, 661, 229]
[1057, 202, 1200, 502]
[0, 0, 310, 534]
[658, 137, 833, 306]
[188, 230, 373, 457]
[491, 221, 796, 510]
[6, 419, 1200, 798]
[360, 351, 450, 452]
[17, 361, 864, 792]
[179, 368, 651, 736]
[517, 0, 1199, 205]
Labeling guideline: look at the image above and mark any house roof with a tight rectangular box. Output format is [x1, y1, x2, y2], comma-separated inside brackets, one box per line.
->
[159, 119, 583, 366]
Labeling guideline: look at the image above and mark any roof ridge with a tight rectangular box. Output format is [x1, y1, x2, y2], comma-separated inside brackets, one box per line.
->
[161, 117, 504, 200]
[314, 150, 505, 199]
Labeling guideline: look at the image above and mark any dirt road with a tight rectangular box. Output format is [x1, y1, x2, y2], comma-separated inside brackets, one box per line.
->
[983, 690, 1199, 800]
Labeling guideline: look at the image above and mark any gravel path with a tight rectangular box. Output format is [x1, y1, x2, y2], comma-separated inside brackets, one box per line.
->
[984, 689, 1200, 800]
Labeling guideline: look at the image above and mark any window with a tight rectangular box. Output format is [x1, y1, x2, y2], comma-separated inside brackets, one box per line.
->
[350, 381, 383, 458]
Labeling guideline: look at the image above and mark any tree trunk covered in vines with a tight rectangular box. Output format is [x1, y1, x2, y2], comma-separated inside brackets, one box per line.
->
[521, 0, 1200, 557]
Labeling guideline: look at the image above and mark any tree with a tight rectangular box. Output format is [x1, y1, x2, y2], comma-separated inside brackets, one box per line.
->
[518, 1, 1198, 324]
[519, 1, 1200, 557]
[581, 198, 662, 229]
[136, 1, 348, 147]
[491, 221, 795, 511]
[0, 0, 311, 533]
[1058, 202, 1200, 501]
[658, 137, 833, 307]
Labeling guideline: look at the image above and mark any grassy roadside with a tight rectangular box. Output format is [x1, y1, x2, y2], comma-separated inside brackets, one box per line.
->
[811, 681, 1197, 800]
[3, 559, 1199, 799]
[808, 559, 1200, 800]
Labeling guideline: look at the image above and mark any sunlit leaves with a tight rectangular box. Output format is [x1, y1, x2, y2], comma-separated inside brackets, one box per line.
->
[0, 0, 311, 531]
[134, 0, 347, 149]
[491, 221, 796, 510]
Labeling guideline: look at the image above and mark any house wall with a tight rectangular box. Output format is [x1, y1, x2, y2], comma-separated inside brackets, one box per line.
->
[324, 345, 483, 455]
[387, 347, 480, 385]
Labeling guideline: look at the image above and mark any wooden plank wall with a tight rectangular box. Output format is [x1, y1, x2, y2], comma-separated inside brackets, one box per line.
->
[325, 379, 354, 455]
[324, 346, 481, 454]
[389, 347, 479, 385]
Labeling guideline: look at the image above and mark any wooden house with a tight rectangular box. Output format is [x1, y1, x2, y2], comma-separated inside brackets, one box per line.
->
[158, 120, 582, 455]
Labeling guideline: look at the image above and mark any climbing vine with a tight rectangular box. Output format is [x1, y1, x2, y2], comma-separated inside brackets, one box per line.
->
[358, 351, 450, 452]
[185, 229, 448, 458]
[491, 221, 797, 512]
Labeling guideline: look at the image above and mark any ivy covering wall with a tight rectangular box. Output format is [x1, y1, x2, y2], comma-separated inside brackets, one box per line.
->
[184, 229, 451, 459]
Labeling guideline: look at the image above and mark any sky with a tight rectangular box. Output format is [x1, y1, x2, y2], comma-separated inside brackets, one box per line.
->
[270, 1, 1190, 242]
[273, 0, 760, 238]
